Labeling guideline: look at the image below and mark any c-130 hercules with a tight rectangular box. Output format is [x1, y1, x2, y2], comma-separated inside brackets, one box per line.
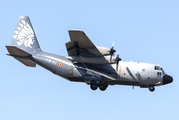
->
[6, 16, 173, 92]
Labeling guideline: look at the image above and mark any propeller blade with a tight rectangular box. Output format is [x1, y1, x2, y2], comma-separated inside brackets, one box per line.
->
[110, 42, 116, 62]
[112, 41, 114, 48]
[116, 61, 119, 71]
[116, 51, 121, 71]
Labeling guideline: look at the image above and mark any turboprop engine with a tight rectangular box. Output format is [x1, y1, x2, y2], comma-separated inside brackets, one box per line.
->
[87, 46, 115, 57]
[66, 55, 117, 64]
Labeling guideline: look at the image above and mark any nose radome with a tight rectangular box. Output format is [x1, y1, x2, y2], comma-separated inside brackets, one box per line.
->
[163, 75, 173, 85]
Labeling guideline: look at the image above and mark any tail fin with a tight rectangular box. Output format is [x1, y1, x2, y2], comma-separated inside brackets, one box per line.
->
[11, 16, 41, 54]
[6, 16, 41, 67]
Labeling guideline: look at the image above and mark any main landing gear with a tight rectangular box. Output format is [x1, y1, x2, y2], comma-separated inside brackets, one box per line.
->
[148, 86, 155, 92]
[90, 84, 108, 91]
[90, 84, 98, 90]
[99, 85, 108, 91]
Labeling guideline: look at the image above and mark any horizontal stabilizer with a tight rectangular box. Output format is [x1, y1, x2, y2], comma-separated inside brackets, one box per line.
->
[6, 46, 36, 67]
[6, 46, 31, 56]
[14, 57, 36, 67]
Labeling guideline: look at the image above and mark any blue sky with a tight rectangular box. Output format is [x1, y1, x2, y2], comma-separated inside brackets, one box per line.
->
[1, 0, 179, 120]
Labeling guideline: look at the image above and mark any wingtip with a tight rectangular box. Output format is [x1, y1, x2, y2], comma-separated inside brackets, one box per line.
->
[68, 30, 84, 32]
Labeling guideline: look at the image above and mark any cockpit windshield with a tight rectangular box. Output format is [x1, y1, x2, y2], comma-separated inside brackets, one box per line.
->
[161, 68, 165, 75]
[154, 66, 165, 75]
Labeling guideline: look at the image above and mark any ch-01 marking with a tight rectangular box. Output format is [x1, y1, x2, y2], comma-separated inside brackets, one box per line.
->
[46, 58, 58, 65]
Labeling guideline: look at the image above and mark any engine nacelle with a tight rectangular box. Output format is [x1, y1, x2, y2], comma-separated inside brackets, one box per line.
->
[66, 55, 116, 64]
[87, 46, 112, 56]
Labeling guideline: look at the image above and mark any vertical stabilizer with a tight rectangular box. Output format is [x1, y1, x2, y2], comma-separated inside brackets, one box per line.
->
[11, 16, 41, 54]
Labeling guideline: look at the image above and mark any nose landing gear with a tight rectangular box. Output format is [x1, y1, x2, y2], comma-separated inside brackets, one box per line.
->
[148, 86, 155, 92]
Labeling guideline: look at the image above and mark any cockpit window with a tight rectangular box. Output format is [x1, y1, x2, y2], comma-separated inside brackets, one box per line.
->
[157, 72, 161, 76]
[154, 66, 160, 70]
[154, 66, 165, 75]
[161, 68, 165, 75]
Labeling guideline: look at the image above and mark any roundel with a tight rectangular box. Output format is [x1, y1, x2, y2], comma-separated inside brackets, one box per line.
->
[58, 62, 63, 67]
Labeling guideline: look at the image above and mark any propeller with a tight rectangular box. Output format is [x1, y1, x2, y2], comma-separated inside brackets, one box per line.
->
[116, 51, 121, 71]
[110, 42, 116, 62]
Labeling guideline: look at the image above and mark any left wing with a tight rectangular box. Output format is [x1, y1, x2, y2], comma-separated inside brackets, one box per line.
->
[66, 30, 101, 56]
[65, 30, 119, 64]
[66, 30, 120, 81]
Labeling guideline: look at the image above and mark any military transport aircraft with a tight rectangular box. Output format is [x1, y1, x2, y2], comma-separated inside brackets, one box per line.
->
[6, 16, 173, 92]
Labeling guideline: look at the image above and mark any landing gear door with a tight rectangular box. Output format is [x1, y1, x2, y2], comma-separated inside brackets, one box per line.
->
[68, 65, 74, 77]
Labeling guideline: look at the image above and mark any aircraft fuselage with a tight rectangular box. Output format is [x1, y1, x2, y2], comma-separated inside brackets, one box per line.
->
[6, 16, 173, 92]
[30, 51, 173, 91]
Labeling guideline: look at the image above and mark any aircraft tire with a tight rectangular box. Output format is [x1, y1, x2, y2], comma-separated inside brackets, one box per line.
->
[99, 85, 108, 91]
[148, 86, 155, 92]
[90, 84, 98, 90]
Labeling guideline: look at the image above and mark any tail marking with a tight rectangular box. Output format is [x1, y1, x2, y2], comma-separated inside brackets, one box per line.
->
[13, 17, 35, 48]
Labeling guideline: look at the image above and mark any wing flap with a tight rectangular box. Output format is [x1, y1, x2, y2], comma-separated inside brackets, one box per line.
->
[6, 46, 30, 56]
[65, 41, 81, 56]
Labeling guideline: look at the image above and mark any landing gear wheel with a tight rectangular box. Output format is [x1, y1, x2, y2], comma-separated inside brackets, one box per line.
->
[148, 86, 155, 92]
[90, 84, 98, 90]
[99, 85, 108, 91]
